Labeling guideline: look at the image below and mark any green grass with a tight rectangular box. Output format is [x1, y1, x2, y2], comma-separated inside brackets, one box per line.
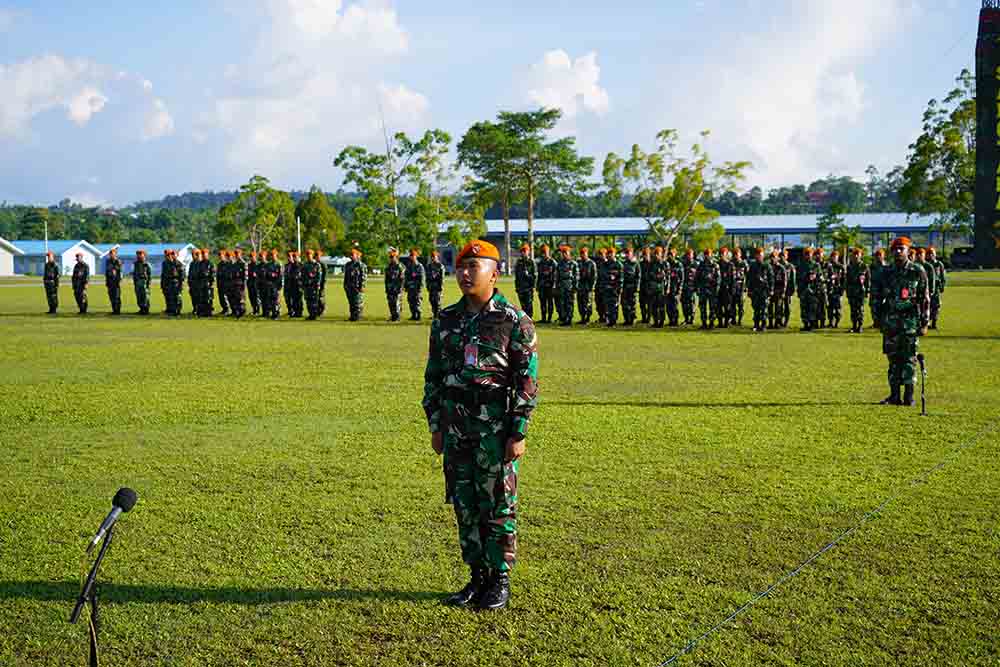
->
[0, 274, 998, 666]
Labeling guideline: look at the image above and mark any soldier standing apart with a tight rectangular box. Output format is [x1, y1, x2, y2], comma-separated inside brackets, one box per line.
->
[767, 250, 786, 330]
[247, 251, 261, 315]
[845, 247, 870, 333]
[666, 247, 684, 327]
[217, 249, 230, 315]
[639, 246, 653, 324]
[423, 239, 538, 611]
[405, 248, 426, 320]
[301, 249, 323, 320]
[104, 248, 123, 315]
[133, 249, 152, 316]
[513, 244, 537, 319]
[797, 248, 821, 331]
[716, 247, 734, 329]
[695, 248, 720, 329]
[229, 249, 247, 318]
[620, 246, 641, 326]
[648, 246, 669, 328]
[826, 250, 846, 328]
[927, 246, 946, 329]
[747, 248, 773, 332]
[555, 244, 578, 326]
[71, 252, 90, 314]
[344, 247, 367, 321]
[384, 248, 405, 322]
[594, 248, 608, 324]
[781, 249, 796, 328]
[426, 249, 445, 319]
[732, 247, 748, 326]
[876, 237, 929, 406]
[43, 250, 60, 314]
[602, 247, 624, 327]
[681, 248, 698, 326]
[535, 245, 557, 324]
[576, 247, 596, 324]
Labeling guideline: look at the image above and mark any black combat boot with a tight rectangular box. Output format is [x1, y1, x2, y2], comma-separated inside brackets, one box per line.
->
[902, 385, 915, 407]
[443, 567, 486, 607]
[880, 385, 901, 405]
[930, 319, 937, 330]
[478, 570, 510, 611]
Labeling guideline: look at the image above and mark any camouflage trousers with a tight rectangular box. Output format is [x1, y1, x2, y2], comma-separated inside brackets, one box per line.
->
[516, 290, 534, 319]
[557, 288, 575, 325]
[386, 288, 402, 321]
[345, 288, 364, 321]
[733, 286, 745, 324]
[681, 291, 696, 324]
[260, 286, 280, 319]
[768, 292, 783, 326]
[577, 288, 594, 323]
[750, 291, 769, 328]
[930, 294, 942, 324]
[406, 288, 423, 320]
[218, 282, 230, 314]
[595, 288, 606, 323]
[650, 292, 667, 327]
[444, 436, 518, 573]
[718, 290, 732, 326]
[639, 290, 650, 323]
[603, 290, 621, 325]
[621, 287, 638, 325]
[883, 331, 919, 386]
[73, 286, 88, 314]
[665, 291, 680, 326]
[188, 286, 198, 314]
[827, 293, 842, 325]
[248, 284, 260, 315]
[163, 287, 182, 316]
[196, 285, 214, 317]
[800, 294, 819, 327]
[107, 282, 121, 314]
[227, 285, 246, 317]
[285, 287, 303, 318]
[538, 286, 556, 323]
[869, 297, 881, 329]
[429, 289, 442, 318]
[848, 296, 865, 327]
[816, 293, 828, 325]
[698, 293, 718, 327]
[783, 295, 793, 326]
[44, 284, 58, 313]
[134, 282, 151, 314]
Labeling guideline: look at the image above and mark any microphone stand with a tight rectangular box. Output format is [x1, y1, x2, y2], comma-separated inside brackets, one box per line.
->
[71, 525, 115, 667]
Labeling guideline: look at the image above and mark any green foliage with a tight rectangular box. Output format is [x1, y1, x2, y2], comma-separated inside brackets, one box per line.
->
[295, 185, 346, 253]
[816, 203, 846, 246]
[215, 175, 296, 252]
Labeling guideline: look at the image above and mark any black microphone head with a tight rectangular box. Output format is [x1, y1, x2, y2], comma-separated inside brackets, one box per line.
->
[113, 487, 138, 512]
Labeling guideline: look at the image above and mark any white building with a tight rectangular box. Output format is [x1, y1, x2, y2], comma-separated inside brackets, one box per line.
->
[0, 237, 24, 277]
[12, 240, 103, 276]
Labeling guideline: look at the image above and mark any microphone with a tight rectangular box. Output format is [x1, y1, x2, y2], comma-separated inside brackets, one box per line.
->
[86, 488, 138, 553]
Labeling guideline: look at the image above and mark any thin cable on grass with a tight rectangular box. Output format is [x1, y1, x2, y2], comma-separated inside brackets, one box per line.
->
[656, 421, 998, 666]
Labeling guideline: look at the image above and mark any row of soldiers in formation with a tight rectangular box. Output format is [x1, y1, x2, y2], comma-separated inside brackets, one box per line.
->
[42, 246, 449, 322]
[510, 242, 947, 332]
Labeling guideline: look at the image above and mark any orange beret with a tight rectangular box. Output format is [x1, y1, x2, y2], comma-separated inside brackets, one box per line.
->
[890, 237, 911, 249]
[540, 244, 550, 252]
[455, 240, 500, 268]
[410, 248, 420, 256]
[351, 247, 362, 256]
[520, 244, 531, 252]
[607, 247, 617, 255]
[720, 246, 729, 253]
[558, 244, 571, 251]
[388, 247, 399, 256]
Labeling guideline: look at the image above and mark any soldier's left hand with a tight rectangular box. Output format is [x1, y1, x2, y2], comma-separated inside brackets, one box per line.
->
[505, 437, 526, 463]
[919, 326, 928, 336]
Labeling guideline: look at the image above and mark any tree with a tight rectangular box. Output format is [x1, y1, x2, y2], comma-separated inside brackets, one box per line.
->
[816, 203, 846, 248]
[295, 185, 345, 252]
[898, 69, 975, 230]
[215, 175, 296, 252]
[458, 120, 525, 272]
[602, 129, 750, 248]
[18, 208, 50, 238]
[497, 108, 594, 252]
[830, 219, 862, 257]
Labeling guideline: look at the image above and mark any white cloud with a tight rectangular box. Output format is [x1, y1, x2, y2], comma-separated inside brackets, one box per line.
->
[206, 0, 424, 176]
[525, 50, 610, 123]
[66, 87, 108, 125]
[67, 193, 110, 208]
[143, 98, 175, 140]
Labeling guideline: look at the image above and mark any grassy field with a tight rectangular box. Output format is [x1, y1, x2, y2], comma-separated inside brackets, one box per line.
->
[0, 273, 998, 666]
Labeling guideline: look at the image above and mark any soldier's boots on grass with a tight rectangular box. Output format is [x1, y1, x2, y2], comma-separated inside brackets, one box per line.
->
[880, 385, 902, 406]
[478, 571, 510, 611]
[903, 385, 915, 407]
[443, 567, 486, 608]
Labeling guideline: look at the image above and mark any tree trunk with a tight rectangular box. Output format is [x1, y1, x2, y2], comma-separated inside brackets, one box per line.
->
[502, 195, 511, 275]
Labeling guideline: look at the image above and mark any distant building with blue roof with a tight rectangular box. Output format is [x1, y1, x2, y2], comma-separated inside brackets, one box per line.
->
[11, 240, 102, 276]
[94, 243, 196, 276]
[0, 237, 24, 277]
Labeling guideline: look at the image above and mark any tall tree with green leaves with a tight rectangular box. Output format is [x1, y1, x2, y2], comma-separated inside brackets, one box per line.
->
[497, 108, 593, 252]
[215, 175, 296, 252]
[816, 203, 846, 248]
[602, 129, 750, 248]
[294, 185, 346, 252]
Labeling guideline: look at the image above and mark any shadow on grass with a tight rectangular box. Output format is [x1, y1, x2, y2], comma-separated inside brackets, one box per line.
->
[546, 399, 862, 409]
[0, 581, 441, 605]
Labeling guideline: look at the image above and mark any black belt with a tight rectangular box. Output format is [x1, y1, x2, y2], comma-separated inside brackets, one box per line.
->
[446, 387, 509, 406]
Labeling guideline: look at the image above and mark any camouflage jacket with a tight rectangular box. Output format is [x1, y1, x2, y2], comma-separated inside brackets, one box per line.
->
[201, 260, 215, 288]
[826, 262, 846, 297]
[747, 259, 773, 295]
[667, 257, 684, 296]
[916, 260, 936, 295]
[877, 260, 930, 335]
[639, 259, 653, 293]
[231, 259, 247, 288]
[105, 257, 123, 285]
[601, 259, 624, 295]
[404, 258, 425, 291]
[694, 258, 720, 295]
[577, 257, 597, 291]
[263, 260, 283, 288]
[514, 257, 537, 292]
[344, 259, 367, 292]
[846, 260, 870, 298]
[536, 256, 557, 289]
[216, 260, 228, 290]
[132, 260, 151, 285]
[733, 258, 749, 288]
[783, 261, 796, 297]
[72, 261, 90, 288]
[44, 260, 60, 286]
[930, 259, 946, 294]
[422, 289, 538, 438]
[869, 259, 888, 301]
[718, 259, 735, 293]
[556, 257, 579, 291]
[647, 258, 669, 295]
[682, 257, 699, 295]
[426, 260, 445, 291]
[797, 260, 821, 297]
[621, 257, 641, 291]
[284, 261, 302, 290]
[300, 260, 322, 290]
[384, 261, 404, 292]
[247, 260, 258, 283]
[769, 259, 787, 296]
[161, 259, 185, 288]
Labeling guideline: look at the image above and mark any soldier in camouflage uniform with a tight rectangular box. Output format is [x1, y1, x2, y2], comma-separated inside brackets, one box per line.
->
[261, 249, 283, 319]
[424, 239, 538, 612]
[426, 249, 445, 319]
[576, 246, 597, 324]
[317, 249, 328, 316]
[555, 244, 578, 326]
[876, 237, 929, 407]
[404, 248, 426, 321]
[731, 247, 748, 326]
[620, 246, 641, 326]
[767, 250, 786, 329]
[814, 247, 829, 328]
[247, 251, 261, 315]
[217, 249, 230, 315]
[301, 249, 323, 320]
[681, 248, 698, 325]
[132, 249, 152, 315]
[797, 248, 822, 331]
[594, 248, 608, 324]
[781, 249, 796, 328]
[927, 246, 946, 329]
[514, 244, 536, 319]
[384, 248, 405, 322]
[648, 246, 669, 328]
[71, 252, 90, 315]
[284, 251, 303, 318]
[716, 247, 734, 329]
[914, 248, 936, 313]
[666, 247, 684, 326]
[846, 247, 870, 333]
[869, 248, 887, 328]
[695, 248, 720, 329]
[826, 250, 846, 328]
[200, 249, 216, 317]
[536, 245, 557, 324]
[602, 247, 624, 327]
[161, 248, 185, 316]
[43, 251, 60, 314]
[747, 247, 773, 332]
[639, 246, 653, 324]
[105, 247, 123, 315]
[228, 249, 247, 318]
[187, 248, 201, 314]
[344, 247, 367, 321]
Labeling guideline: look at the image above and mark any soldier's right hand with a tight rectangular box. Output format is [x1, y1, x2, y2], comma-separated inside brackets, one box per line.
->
[431, 431, 444, 455]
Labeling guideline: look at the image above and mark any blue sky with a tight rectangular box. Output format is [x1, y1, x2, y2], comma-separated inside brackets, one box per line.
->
[0, 1, 979, 206]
